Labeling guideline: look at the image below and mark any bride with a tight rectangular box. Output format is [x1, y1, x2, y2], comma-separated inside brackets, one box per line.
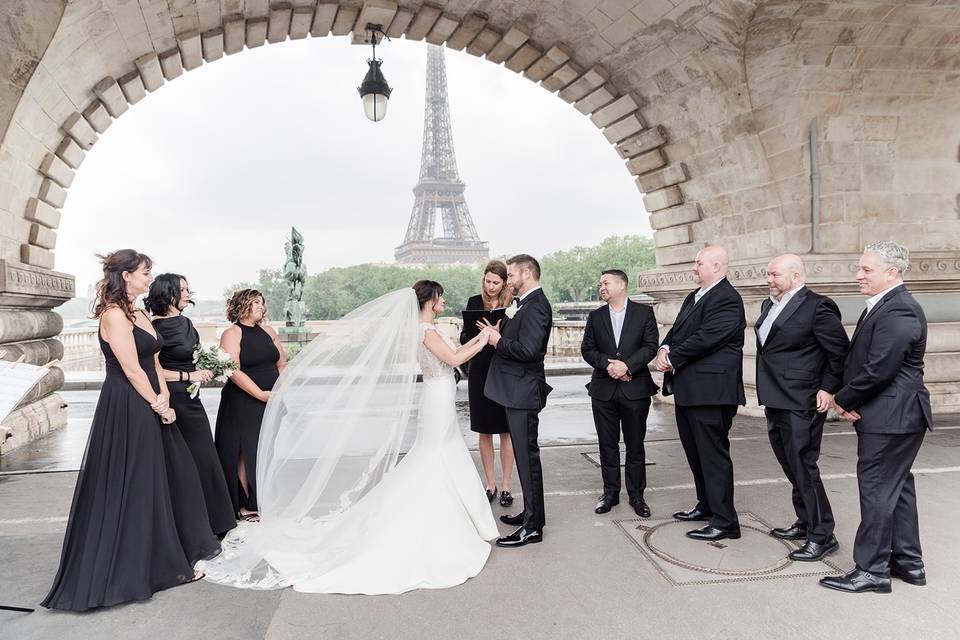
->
[199, 281, 500, 594]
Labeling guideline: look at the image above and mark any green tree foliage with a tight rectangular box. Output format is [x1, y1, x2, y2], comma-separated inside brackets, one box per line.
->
[224, 236, 656, 320]
[222, 268, 287, 321]
[540, 235, 656, 302]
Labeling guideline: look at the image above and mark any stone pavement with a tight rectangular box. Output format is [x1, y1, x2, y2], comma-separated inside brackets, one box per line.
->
[2, 380, 959, 640]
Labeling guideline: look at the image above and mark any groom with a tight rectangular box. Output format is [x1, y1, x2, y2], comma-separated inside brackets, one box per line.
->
[484, 254, 553, 548]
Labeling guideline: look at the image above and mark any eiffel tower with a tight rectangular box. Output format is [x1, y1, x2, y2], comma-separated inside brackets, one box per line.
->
[395, 45, 489, 264]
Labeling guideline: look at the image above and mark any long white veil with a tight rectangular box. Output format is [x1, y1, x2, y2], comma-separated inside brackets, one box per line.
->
[200, 288, 421, 589]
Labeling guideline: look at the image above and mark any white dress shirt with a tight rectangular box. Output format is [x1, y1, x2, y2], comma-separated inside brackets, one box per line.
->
[694, 277, 726, 304]
[518, 286, 541, 305]
[865, 282, 904, 316]
[757, 283, 805, 346]
[608, 301, 627, 346]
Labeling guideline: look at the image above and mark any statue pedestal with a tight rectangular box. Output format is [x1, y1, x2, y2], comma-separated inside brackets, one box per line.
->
[277, 324, 317, 359]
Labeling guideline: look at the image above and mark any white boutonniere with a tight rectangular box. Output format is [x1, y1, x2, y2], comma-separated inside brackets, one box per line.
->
[504, 300, 519, 319]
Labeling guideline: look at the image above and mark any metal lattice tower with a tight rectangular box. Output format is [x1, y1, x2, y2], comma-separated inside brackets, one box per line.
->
[395, 45, 489, 264]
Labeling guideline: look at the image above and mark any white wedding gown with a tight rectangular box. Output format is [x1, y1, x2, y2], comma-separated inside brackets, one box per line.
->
[200, 315, 499, 595]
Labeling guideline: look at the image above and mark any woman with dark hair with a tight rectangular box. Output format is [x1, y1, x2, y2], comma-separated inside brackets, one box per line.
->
[147, 274, 236, 537]
[215, 289, 285, 521]
[42, 250, 219, 612]
[460, 260, 514, 506]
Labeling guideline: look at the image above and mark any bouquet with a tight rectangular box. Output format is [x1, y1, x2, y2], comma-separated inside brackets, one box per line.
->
[186, 345, 238, 399]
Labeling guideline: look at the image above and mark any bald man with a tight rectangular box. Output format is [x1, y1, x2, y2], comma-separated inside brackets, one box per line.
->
[755, 254, 849, 561]
[655, 246, 746, 541]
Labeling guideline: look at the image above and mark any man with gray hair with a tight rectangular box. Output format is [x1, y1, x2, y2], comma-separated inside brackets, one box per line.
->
[820, 241, 933, 594]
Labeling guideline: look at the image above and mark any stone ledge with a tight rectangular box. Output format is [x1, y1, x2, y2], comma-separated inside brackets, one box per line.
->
[0, 260, 74, 309]
[0, 393, 67, 455]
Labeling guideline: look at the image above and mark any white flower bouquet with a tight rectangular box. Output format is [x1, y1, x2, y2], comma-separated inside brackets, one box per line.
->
[186, 345, 238, 399]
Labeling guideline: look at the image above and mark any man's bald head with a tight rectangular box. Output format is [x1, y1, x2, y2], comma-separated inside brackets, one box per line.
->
[766, 253, 806, 299]
[692, 245, 729, 288]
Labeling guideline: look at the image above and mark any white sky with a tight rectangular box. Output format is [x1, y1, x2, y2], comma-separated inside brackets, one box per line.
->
[57, 36, 650, 299]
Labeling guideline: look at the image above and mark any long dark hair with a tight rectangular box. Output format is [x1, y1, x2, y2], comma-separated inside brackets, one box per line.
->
[145, 273, 191, 316]
[412, 280, 444, 311]
[92, 249, 152, 323]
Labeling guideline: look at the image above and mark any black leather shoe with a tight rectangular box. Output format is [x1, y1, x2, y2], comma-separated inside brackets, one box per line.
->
[499, 490, 514, 507]
[890, 564, 927, 586]
[485, 487, 497, 503]
[499, 512, 524, 526]
[819, 568, 891, 594]
[686, 525, 741, 541]
[672, 507, 712, 522]
[770, 523, 807, 540]
[495, 527, 543, 548]
[629, 498, 651, 518]
[594, 495, 619, 514]
[789, 536, 839, 561]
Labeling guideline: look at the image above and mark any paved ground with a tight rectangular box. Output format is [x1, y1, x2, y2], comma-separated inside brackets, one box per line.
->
[2, 374, 959, 640]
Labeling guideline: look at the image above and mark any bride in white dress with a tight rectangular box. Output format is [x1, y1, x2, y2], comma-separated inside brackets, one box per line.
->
[199, 282, 499, 594]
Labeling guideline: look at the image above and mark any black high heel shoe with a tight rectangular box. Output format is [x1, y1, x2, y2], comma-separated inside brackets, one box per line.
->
[485, 487, 498, 503]
[499, 490, 514, 507]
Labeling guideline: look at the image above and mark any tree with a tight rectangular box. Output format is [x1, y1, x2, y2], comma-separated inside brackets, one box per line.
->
[222, 268, 286, 321]
[540, 236, 655, 302]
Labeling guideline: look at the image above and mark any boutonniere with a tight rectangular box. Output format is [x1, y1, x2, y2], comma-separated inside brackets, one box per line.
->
[504, 300, 519, 319]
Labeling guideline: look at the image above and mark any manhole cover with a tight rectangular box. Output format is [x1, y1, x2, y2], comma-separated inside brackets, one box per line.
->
[615, 511, 843, 586]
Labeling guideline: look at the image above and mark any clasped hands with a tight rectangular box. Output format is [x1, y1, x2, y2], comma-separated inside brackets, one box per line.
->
[476, 319, 502, 347]
[151, 393, 177, 424]
[814, 389, 860, 422]
[606, 359, 632, 382]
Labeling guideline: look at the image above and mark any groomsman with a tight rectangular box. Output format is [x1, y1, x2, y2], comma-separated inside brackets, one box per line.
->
[820, 241, 933, 594]
[484, 254, 553, 548]
[755, 254, 849, 561]
[655, 246, 746, 541]
[580, 270, 660, 518]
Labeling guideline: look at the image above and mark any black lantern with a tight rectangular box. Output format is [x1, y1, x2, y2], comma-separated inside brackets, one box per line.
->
[357, 24, 392, 122]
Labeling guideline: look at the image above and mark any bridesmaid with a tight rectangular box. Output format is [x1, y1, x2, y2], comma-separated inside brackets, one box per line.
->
[215, 289, 286, 522]
[42, 250, 219, 611]
[147, 273, 237, 537]
[459, 260, 515, 506]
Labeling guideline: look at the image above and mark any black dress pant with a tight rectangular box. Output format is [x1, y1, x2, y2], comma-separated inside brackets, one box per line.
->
[853, 431, 925, 576]
[506, 407, 545, 530]
[591, 389, 651, 501]
[765, 407, 835, 543]
[675, 404, 739, 530]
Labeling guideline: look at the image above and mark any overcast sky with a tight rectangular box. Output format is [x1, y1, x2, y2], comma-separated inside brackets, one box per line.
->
[58, 36, 650, 299]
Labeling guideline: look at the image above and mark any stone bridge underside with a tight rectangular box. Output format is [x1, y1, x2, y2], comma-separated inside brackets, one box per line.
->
[1, 0, 959, 450]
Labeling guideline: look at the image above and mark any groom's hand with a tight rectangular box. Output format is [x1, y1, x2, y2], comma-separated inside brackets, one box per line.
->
[607, 360, 629, 380]
[479, 319, 501, 347]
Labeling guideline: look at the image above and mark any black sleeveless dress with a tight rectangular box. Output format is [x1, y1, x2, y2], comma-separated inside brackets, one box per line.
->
[460, 294, 509, 434]
[153, 314, 237, 536]
[214, 322, 280, 515]
[42, 321, 220, 611]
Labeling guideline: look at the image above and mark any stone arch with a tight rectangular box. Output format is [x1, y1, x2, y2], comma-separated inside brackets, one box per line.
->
[9, 0, 697, 273]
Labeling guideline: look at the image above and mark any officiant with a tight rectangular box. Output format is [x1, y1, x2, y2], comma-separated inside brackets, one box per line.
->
[460, 260, 515, 507]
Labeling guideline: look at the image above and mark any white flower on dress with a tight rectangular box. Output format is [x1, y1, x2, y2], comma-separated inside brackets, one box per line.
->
[504, 300, 519, 319]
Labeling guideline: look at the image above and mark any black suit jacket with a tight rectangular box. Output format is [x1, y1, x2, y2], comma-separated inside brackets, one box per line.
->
[581, 300, 659, 401]
[484, 288, 553, 411]
[834, 285, 933, 434]
[660, 278, 746, 407]
[754, 286, 849, 410]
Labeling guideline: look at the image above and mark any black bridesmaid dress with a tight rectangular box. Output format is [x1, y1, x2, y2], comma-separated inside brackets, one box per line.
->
[153, 314, 237, 536]
[214, 322, 280, 515]
[42, 320, 220, 611]
[459, 294, 509, 435]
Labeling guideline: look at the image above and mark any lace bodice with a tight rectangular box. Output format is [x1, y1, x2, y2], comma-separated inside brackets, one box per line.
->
[419, 323, 455, 379]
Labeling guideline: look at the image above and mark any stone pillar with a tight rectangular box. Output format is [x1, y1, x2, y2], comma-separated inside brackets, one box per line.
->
[0, 259, 74, 453]
[640, 252, 960, 416]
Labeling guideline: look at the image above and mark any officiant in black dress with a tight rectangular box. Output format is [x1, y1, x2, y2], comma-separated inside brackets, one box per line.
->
[460, 260, 514, 507]
[147, 273, 237, 537]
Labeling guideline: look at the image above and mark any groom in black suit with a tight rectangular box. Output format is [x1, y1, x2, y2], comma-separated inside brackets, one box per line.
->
[484, 254, 553, 548]
[655, 245, 746, 541]
[820, 241, 933, 594]
[581, 269, 659, 517]
[755, 254, 849, 561]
